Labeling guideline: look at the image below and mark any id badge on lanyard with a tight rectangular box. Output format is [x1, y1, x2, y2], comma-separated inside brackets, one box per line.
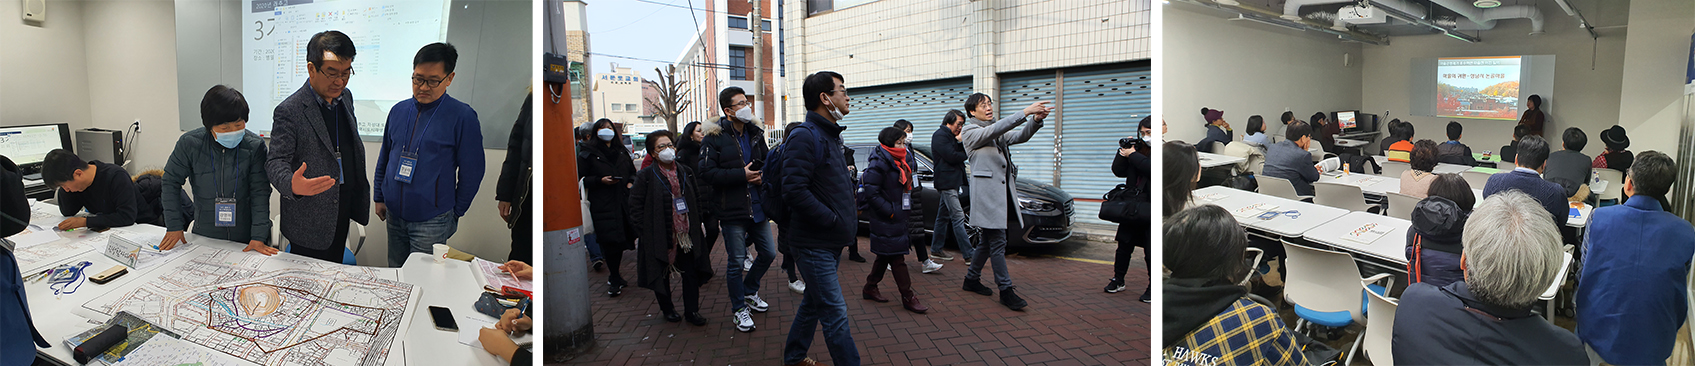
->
[674, 197, 689, 214]
[214, 198, 238, 227]
[333, 151, 345, 183]
[396, 152, 419, 183]
[902, 192, 912, 210]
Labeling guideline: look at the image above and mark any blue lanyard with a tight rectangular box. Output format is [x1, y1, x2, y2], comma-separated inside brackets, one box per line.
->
[207, 135, 242, 199]
[405, 102, 443, 154]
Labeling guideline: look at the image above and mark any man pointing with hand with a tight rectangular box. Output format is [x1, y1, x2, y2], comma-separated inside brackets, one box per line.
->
[266, 30, 371, 263]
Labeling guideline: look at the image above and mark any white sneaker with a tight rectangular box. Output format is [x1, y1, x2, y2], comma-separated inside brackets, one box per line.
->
[789, 279, 806, 294]
[744, 292, 770, 313]
[922, 259, 944, 274]
[732, 308, 755, 332]
[743, 257, 753, 272]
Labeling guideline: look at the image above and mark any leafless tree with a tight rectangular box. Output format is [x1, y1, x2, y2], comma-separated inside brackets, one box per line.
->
[645, 65, 690, 132]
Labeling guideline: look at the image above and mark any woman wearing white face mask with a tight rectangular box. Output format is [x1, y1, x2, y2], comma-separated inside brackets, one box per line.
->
[889, 119, 943, 274]
[581, 118, 638, 296]
[158, 85, 278, 256]
[629, 130, 710, 325]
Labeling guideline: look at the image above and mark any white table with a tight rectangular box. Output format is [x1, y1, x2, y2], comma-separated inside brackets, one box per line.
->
[21, 209, 505, 365]
[1192, 185, 1351, 238]
[1197, 152, 1246, 169]
[1335, 138, 1369, 148]
[1370, 155, 1476, 174]
[1319, 169, 1592, 228]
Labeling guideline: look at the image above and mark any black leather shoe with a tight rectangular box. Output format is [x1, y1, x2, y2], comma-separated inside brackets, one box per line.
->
[1001, 287, 1028, 311]
[685, 312, 708, 326]
[848, 252, 867, 263]
[664, 311, 682, 323]
[962, 278, 993, 296]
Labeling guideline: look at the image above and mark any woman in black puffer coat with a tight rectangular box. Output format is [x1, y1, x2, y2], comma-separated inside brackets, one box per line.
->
[858, 127, 929, 314]
[677, 121, 720, 283]
[892, 119, 942, 274]
[580, 118, 638, 296]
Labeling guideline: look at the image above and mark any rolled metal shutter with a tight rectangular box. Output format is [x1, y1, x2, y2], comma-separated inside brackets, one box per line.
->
[840, 77, 973, 146]
[1059, 64, 1151, 227]
[997, 72, 1061, 186]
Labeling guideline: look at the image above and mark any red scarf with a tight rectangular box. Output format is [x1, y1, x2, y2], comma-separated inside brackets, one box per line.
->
[884, 145, 911, 188]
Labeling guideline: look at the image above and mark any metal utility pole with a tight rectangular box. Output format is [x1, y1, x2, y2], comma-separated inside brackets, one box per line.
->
[751, 0, 764, 128]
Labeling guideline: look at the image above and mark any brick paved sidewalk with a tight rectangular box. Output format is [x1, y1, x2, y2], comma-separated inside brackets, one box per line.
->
[554, 235, 1151, 366]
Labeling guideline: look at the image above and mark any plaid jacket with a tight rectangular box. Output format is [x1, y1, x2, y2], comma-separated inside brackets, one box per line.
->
[1164, 298, 1307, 366]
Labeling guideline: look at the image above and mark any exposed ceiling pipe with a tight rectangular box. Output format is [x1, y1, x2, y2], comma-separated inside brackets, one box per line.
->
[1281, 0, 1353, 21]
[1369, 0, 1427, 20]
[1480, 5, 1545, 35]
[1177, 0, 1388, 45]
[1364, 0, 1481, 42]
[1303, 11, 1351, 31]
[1550, 0, 1599, 39]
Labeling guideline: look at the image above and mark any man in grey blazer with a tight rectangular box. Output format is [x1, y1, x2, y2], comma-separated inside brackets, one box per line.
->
[266, 30, 371, 263]
[958, 92, 1051, 311]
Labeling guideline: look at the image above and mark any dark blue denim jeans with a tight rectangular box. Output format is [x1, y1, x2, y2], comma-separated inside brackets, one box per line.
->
[386, 211, 459, 267]
[783, 246, 860, 365]
[721, 219, 775, 312]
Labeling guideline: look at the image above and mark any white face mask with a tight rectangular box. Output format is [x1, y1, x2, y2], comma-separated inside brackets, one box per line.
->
[735, 105, 760, 125]
[597, 128, 615, 141]
[657, 147, 676, 163]
[826, 97, 847, 120]
[904, 133, 914, 144]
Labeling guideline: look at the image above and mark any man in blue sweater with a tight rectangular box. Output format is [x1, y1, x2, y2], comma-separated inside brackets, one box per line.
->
[374, 43, 485, 267]
[1577, 151, 1693, 365]
[1482, 135, 1565, 227]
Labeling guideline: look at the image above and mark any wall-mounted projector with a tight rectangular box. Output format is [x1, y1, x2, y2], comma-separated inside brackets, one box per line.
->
[1339, 6, 1388, 25]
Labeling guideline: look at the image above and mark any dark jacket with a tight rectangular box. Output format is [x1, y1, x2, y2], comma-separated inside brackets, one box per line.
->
[1498, 144, 1517, 167]
[860, 146, 914, 256]
[929, 126, 968, 191]
[782, 112, 857, 249]
[57, 160, 140, 229]
[495, 96, 533, 215]
[1594, 150, 1633, 171]
[698, 118, 770, 223]
[1483, 169, 1568, 226]
[373, 94, 485, 222]
[133, 172, 192, 229]
[1196, 125, 1232, 153]
[1393, 281, 1588, 365]
[1544, 149, 1592, 188]
[676, 129, 713, 216]
[1379, 136, 1405, 156]
[0, 155, 49, 365]
[164, 128, 267, 243]
[1164, 278, 1306, 366]
[1405, 196, 1467, 288]
[265, 83, 370, 250]
[1577, 195, 1695, 365]
[1317, 121, 1340, 153]
[629, 163, 706, 290]
[1114, 150, 1151, 246]
[579, 139, 637, 250]
[1436, 141, 1478, 166]
[1, 156, 25, 237]
[1263, 140, 1319, 196]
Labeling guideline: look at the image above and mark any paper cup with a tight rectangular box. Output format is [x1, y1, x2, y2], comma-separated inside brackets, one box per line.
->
[432, 244, 449, 263]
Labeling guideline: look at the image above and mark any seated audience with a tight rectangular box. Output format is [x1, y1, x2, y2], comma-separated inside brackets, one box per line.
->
[1163, 205, 1306, 366]
[1436, 121, 1479, 166]
[1262, 120, 1321, 196]
[1577, 151, 1693, 365]
[1401, 140, 1440, 198]
[1381, 119, 1412, 158]
[1499, 125, 1527, 167]
[1544, 127, 1592, 192]
[1405, 173, 1474, 287]
[1242, 115, 1270, 147]
[1312, 112, 1338, 153]
[1196, 108, 1232, 153]
[1592, 125, 1633, 171]
[1482, 135, 1567, 226]
[1392, 191, 1587, 365]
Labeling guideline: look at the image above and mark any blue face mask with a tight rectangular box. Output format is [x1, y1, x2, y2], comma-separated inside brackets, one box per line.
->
[215, 130, 245, 149]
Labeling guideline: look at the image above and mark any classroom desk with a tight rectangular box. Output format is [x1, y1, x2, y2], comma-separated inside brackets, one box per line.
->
[21, 207, 507, 365]
[1371, 155, 1474, 174]
[1301, 211, 1573, 320]
[1197, 152, 1246, 169]
[1192, 185, 1350, 239]
[1472, 152, 1502, 164]
[1313, 171, 1591, 227]
[1335, 138, 1369, 148]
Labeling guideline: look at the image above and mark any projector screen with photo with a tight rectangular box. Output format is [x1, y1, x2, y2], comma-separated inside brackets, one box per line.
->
[1410, 55, 1554, 121]
[242, 0, 450, 136]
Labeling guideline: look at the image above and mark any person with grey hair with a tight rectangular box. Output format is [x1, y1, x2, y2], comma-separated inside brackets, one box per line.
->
[1577, 150, 1694, 365]
[1391, 191, 1588, 365]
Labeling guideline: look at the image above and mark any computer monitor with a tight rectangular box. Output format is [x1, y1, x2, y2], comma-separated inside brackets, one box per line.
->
[0, 123, 73, 167]
[1335, 110, 1359, 130]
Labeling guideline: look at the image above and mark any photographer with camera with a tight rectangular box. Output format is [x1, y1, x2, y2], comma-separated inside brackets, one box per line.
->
[1107, 117, 1153, 302]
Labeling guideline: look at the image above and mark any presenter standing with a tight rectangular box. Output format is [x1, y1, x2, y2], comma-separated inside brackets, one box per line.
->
[266, 30, 371, 264]
[373, 43, 485, 267]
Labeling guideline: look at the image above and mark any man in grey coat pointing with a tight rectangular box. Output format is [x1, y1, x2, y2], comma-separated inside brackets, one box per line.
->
[958, 92, 1052, 311]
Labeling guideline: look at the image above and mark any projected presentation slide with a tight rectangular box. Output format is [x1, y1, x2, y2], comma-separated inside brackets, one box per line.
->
[241, 0, 450, 136]
[1436, 56, 1522, 120]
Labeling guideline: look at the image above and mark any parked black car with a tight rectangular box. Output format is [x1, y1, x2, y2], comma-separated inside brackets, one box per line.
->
[847, 143, 1076, 247]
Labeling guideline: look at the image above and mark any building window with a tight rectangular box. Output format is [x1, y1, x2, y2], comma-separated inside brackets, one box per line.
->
[727, 16, 749, 30]
[762, 20, 772, 31]
[729, 46, 749, 80]
[610, 104, 621, 112]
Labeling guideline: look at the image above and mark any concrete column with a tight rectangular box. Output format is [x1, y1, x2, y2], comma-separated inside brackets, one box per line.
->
[971, 0, 999, 104]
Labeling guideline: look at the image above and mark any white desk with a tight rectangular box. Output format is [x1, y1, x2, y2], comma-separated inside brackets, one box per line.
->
[1317, 171, 1488, 207]
[1192, 185, 1351, 238]
[22, 209, 504, 365]
[1335, 138, 1369, 148]
[1197, 152, 1246, 169]
[1300, 211, 1413, 266]
[1370, 155, 1476, 174]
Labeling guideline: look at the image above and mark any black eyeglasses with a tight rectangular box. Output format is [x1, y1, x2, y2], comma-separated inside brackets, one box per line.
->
[316, 66, 354, 80]
[656, 142, 675, 150]
[413, 76, 447, 88]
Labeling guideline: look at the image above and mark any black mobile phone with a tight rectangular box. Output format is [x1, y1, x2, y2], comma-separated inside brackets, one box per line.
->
[429, 306, 458, 331]
[749, 159, 765, 171]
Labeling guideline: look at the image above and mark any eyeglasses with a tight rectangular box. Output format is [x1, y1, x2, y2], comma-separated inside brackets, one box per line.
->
[656, 142, 675, 150]
[413, 76, 447, 88]
[728, 100, 751, 109]
[316, 66, 354, 80]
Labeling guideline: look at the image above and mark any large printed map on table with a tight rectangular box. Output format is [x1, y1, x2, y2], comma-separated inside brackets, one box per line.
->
[83, 247, 420, 366]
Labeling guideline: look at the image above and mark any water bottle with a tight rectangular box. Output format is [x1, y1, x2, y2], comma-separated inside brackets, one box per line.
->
[1592, 171, 1600, 185]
